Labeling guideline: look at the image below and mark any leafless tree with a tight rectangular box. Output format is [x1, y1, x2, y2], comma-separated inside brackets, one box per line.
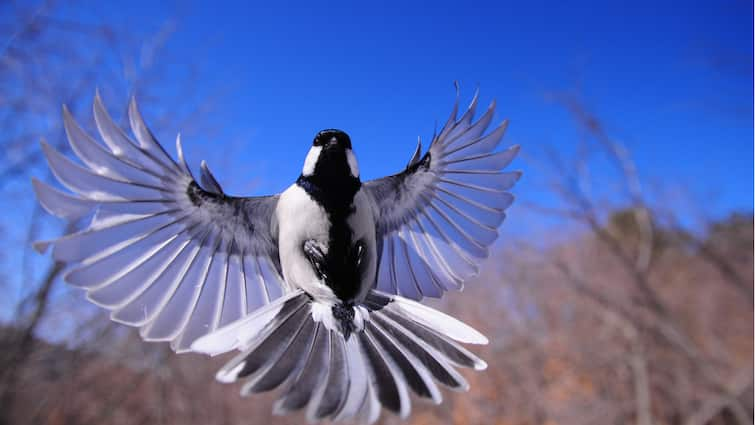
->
[0, 4, 750, 424]
[0, 2, 227, 424]
[513, 92, 753, 425]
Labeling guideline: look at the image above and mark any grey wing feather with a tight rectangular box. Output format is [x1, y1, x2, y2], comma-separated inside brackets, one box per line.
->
[364, 87, 521, 300]
[34, 92, 285, 352]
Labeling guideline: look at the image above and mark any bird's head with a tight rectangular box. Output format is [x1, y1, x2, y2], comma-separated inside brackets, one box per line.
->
[301, 129, 360, 180]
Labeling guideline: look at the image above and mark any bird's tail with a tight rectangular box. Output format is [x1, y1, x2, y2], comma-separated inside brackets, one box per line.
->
[191, 289, 488, 423]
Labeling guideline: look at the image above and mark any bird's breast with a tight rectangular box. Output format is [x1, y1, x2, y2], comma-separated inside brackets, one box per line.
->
[276, 184, 376, 303]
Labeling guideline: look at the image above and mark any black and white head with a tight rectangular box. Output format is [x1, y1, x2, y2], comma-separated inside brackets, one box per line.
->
[301, 129, 360, 181]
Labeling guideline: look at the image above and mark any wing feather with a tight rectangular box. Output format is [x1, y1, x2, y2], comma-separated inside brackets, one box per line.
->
[35, 94, 284, 351]
[364, 89, 520, 300]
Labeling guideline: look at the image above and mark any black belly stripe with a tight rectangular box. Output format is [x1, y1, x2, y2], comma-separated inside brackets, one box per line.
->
[296, 148, 363, 302]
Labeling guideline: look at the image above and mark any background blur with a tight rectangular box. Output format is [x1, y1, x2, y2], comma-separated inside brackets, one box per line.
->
[0, 1, 752, 424]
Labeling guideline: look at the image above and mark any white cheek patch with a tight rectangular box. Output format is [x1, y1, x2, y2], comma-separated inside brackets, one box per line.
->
[302, 145, 322, 176]
[346, 149, 359, 178]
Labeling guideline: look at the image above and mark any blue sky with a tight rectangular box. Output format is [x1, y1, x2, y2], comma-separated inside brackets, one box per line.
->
[117, 0, 751, 227]
[29, 0, 755, 230]
[2, 0, 752, 332]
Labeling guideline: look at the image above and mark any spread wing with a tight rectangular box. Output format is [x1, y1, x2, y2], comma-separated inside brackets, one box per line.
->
[364, 89, 520, 300]
[33, 93, 285, 352]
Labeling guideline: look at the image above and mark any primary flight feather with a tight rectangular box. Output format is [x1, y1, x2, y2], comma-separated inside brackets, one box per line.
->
[34, 87, 520, 422]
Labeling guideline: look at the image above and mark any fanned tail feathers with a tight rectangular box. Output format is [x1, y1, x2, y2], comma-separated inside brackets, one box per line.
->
[191, 290, 487, 423]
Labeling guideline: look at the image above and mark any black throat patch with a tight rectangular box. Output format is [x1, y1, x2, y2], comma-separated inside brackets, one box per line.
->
[297, 147, 362, 301]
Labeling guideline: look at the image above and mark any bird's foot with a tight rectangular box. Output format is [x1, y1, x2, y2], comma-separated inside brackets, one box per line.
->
[303, 239, 328, 281]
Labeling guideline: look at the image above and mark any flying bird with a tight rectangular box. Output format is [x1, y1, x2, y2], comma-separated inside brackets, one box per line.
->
[33, 87, 520, 423]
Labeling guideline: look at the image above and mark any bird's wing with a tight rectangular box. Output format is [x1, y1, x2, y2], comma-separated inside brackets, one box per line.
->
[33, 93, 286, 352]
[363, 89, 520, 300]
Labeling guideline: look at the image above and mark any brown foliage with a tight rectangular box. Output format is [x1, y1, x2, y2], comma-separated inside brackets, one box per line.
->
[5, 206, 733, 425]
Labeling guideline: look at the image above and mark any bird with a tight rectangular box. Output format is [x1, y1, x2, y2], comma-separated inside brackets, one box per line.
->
[33, 86, 521, 423]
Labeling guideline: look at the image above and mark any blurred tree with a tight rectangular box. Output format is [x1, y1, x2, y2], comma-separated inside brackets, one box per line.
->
[0, 2, 224, 424]
[0, 4, 750, 425]
[516, 94, 753, 425]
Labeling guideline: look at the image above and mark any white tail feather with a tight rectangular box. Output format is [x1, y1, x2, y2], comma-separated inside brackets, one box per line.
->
[191, 290, 303, 356]
[391, 296, 489, 344]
